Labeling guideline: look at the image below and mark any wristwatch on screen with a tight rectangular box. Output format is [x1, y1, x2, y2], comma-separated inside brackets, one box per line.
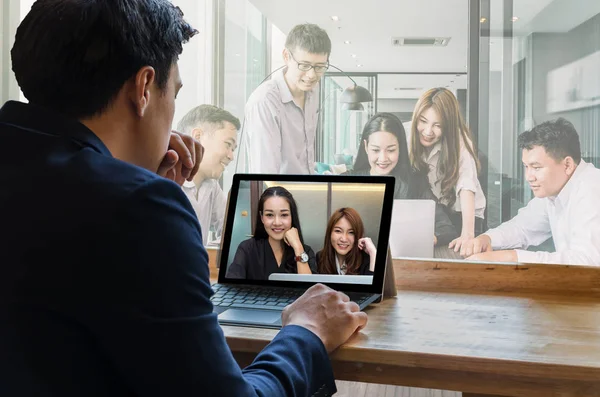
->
[295, 252, 309, 263]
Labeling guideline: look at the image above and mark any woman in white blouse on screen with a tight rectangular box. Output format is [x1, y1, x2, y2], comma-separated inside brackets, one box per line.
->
[408, 87, 486, 253]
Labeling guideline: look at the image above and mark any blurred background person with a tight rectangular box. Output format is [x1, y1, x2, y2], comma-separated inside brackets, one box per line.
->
[177, 104, 240, 245]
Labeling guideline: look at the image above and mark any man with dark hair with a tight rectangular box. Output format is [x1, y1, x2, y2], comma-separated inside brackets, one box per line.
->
[237, 23, 331, 174]
[177, 104, 240, 245]
[459, 118, 600, 265]
[0, 1, 367, 396]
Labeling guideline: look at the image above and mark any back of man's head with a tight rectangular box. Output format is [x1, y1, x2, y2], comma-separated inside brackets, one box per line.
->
[518, 118, 581, 164]
[177, 105, 241, 136]
[11, 0, 197, 120]
[284, 23, 331, 56]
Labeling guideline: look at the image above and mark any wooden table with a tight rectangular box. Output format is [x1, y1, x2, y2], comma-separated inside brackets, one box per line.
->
[206, 248, 600, 397]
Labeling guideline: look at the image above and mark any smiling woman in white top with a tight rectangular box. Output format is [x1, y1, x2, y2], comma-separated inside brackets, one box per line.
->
[408, 88, 487, 253]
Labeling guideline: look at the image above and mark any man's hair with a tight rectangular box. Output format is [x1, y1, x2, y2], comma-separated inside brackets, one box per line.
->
[285, 23, 331, 55]
[11, 0, 197, 119]
[518, 118, 581, 164]
[177, 105, 241, 136]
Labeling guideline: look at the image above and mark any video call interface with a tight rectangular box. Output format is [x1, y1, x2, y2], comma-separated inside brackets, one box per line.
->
[223, 179, 387, 285]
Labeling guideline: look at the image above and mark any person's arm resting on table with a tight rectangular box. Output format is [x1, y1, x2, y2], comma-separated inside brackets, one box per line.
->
[93, 179, 359, 396]
[463, 198, 551, 261]
[449, 150, 479, 251]
[481, 191, 600, 265]
[245, 99, 282, 174]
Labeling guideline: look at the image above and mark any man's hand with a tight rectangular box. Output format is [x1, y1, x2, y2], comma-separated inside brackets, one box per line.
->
[282, 284, 368, 353]
[449, 234, 493, 257]
[157, 131, 204, 186]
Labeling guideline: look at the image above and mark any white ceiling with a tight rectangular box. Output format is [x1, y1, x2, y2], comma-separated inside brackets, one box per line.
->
[513, 0, 600, 36]
[249, 0, 470, 73]
[377, 74, 467, 99]
[248, 0, 599, 98]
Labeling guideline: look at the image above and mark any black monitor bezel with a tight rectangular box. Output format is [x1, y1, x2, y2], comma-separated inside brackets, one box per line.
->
[217, 173, 395, 294]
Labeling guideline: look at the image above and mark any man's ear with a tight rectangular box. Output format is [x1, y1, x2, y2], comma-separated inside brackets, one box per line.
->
[282, 47, 290, 63]
[131, 66, 156, 118]
[191, 127, 204, 142]
[564, 156, 577, 176]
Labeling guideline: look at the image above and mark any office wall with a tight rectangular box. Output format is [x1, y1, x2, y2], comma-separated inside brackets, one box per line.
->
[1, 0, 23, 104]
[377, 98, 418, 122]
[530, 13, 600, 163]
[226, 182, 252, 267]
[172, 0, 215, 130]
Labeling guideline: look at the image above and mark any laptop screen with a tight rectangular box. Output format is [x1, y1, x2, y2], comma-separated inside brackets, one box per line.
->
[217, 174, 395, 294]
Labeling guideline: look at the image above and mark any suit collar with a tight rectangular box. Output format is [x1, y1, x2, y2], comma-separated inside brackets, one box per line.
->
[0, 101, 112, 157]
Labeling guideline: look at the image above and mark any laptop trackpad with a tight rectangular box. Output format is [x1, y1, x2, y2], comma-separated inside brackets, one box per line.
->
[218, 308, 282, 326]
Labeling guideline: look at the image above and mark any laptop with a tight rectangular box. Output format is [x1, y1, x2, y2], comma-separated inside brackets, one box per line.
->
[211, 173, 395, 329]
[389, 199, 436, 258]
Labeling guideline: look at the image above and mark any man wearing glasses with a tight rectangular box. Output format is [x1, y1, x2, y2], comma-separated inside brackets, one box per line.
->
[238, 23, 331, 174]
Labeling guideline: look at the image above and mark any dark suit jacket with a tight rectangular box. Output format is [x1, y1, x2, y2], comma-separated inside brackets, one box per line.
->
[0, 101, 336, 397]
[227, 238, 317, 280]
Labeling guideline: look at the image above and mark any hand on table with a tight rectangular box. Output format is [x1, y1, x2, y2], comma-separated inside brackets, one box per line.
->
[449, 234, 492, 257]
[282, 283, 368, 353]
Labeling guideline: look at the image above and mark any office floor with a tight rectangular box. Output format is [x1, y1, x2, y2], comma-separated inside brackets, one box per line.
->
[335, 381, 460, 396]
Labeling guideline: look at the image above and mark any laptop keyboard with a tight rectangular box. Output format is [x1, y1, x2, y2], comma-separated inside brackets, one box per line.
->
[211, 284, 373, 311]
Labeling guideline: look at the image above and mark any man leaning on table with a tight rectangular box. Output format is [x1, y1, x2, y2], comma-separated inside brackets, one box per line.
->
[454, 118, 600, 266]
[0, 1, 367, 396]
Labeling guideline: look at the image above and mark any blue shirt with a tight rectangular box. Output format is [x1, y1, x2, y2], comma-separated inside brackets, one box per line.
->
[0, 100, 336, 397]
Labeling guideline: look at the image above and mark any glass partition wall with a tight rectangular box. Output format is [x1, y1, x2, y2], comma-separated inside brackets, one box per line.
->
[473, 0, 600, 250]
[317, 73, 377, 168]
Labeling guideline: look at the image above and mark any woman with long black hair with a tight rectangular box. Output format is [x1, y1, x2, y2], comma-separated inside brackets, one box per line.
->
[226, 186, 317, 280]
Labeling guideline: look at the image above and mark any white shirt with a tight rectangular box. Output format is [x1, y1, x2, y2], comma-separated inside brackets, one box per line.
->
[237, 67, 319, 175]
[423, 140, 486, 218]
[182, 179, 227, 246]
[335, 256, 347, 275]
[485, 160, 600, 265]
[404, 120, 486, 218]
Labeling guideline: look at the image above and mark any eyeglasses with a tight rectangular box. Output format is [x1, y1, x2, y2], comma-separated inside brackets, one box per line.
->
[288, 50, 329, 73]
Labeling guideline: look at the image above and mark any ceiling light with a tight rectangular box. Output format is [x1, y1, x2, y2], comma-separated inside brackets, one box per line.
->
[344, 40, 351, 44]
[331, 16, 339, 21]
[351, 54, 357, 58]
[480, 17, 487, 23]
[356, 64, 363, 68]
[512, 16, 519, 22]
